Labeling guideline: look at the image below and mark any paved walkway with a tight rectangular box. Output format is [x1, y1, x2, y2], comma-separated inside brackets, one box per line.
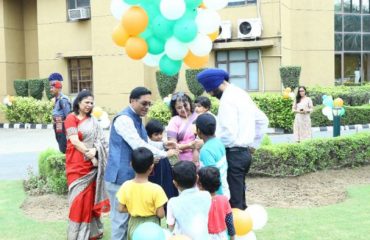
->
[0, 128, 369, 180]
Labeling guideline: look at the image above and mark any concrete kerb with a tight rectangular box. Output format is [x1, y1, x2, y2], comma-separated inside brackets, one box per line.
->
[1, 123, 369, 134]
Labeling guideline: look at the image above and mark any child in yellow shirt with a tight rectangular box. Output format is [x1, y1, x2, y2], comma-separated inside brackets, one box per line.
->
[116, 147, 168, 240]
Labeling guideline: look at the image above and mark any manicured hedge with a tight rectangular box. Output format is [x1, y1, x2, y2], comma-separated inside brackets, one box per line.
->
[309, 85, 370, 106]
[251, 132, 370, 177]
[311, 105, 370, 127]
[156, 71, 178, 99]
[29, 79, 44, 100]
[13, 79, 29, 97]
[185, 69, 205, 97]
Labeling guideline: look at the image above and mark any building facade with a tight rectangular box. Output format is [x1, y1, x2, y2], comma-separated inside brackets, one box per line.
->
[1, 0, 338, 112]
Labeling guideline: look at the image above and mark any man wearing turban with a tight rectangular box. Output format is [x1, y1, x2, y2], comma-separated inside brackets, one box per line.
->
[197, 68, 269, 210]
[49, 73, 71, 153]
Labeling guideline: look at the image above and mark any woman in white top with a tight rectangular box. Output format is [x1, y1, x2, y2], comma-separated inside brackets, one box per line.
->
[292, 86, 314, 142]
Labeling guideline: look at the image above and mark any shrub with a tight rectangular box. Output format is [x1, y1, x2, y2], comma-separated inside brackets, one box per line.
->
[309, 85, 370, 106]
[185, 69, 205, 97]
[252, 94, 295, 132]
[43, 78, 53, 100]
[280, 66, 301, 90]
[147, 100, 172, 126]
[23, 167, 50, 195]
[311, 104, 370, 127]
[13, 79, 29, 97]
[251, 132, 370, 177]
[38, 148, 61, 178]
[261, 134, 272, 146]
[209, 96, 219, 115]
[28, 79, 44, 100]
[1, 97, 53, 123]
[156, 71, 178, 99]
[46, 153, 67, 195]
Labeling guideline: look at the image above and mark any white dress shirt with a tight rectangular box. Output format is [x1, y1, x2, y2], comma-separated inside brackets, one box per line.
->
[216, 84, 269, 148]
[113, 107, 167, 159]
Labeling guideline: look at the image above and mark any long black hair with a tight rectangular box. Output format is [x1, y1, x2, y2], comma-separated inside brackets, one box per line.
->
[73, 90, 94, 116]
[169, 92, 194, 117]
[296, 86, 307, 103]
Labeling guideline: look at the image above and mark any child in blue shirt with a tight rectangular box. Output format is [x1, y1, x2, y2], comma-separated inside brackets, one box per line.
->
[195, 113, 230, 199]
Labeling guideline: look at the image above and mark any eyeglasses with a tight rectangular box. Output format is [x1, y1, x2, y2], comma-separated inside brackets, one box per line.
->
[299, 90, 305, 92]
[137, 100, 152, 108]
[171, 92, 185, 101]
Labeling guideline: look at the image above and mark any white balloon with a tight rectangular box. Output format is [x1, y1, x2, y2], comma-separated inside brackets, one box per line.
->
[163, 229, 172, 240]
[110, 0, 130, 20]
[322, 106, 332, 117]
[246, 204, 268, 230]
[99, 116, 111, 129]
[327, 113, 333, 121]
[142, 53, 163, 67]
[195, 9, 221, 34]
[188, 34, 212, 56]
[101, 111, 109, 120]
[160, 0, 186, 20]
[165, 37, 188, 60]
[235, 231, 257, 240]
[204, 0, 229, 10]
[288, 92, 295, 100]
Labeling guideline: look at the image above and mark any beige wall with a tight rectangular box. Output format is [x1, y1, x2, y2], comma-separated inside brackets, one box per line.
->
[281, 0, 334, 87]
[23, 0, 39, 78]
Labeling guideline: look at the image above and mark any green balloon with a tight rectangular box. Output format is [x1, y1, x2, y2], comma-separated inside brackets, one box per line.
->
[159, 55, 182, 76]
[124, 0, 141, 5]
[140, 27, 153, 40]
[185, 0, 202, 9]
[152, 16, 175, 41]
[183, 8, 197, 20]
[141, 3, 159, 20]
[147, 36, 165, 55]
[174, 18, 198, 43]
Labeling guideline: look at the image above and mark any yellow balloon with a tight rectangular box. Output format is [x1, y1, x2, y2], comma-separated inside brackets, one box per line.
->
[333, 97, 344, 107]
[285, 87, 292, 93]
[282, 92, 290, 99]
[208, 30, 219, 41]
[92, 107, 103, 119]
[232, 208, 253, 236]
[112, 24, 130, 47]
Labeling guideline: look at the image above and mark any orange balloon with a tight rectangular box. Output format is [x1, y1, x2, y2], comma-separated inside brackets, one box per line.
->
[169, 235, 191, 240]
[112, 25, 130, 47]
[208, 30, 219, 41]
[199, 2, 206, 9]
[232, 208, 253, 236]
[184, 51, 209, 69]
[121, 6, 148, 36]
[333, 97, 344, 107]
[125, 37, 148, 60]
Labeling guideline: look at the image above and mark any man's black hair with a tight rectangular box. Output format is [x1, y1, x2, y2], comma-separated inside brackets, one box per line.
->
[172, 161, 197, 189]
[198, 166, 221, 193]
[129, 87, 152, 102]
[145, 119, 165, 137]
[195, 113, 216, 136]
[194, 96, 211, 110]
[131, 147, 153, 174]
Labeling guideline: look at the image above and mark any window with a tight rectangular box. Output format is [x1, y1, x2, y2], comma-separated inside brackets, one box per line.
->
[69, 58, 93, 94]
[228, 0, 256, 7]
[216, 49, 259, 91]
[68, 0, 90, 9]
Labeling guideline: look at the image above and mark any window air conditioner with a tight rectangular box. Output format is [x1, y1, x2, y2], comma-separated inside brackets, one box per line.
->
[216, 21, 232, 41]
[237, 18, 262, 39]
[68, 7, 91, 21]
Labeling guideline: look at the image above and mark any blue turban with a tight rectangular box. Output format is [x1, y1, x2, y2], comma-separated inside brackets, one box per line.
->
[48, 72, 63, 81]
[196, 68, 229, 92]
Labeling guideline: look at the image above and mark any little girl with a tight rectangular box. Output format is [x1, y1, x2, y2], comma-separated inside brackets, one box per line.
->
[198, 166, 235, 240]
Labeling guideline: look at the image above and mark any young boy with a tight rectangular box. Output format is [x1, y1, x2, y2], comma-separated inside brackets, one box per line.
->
[198, 166, 235, 240]
[166, 161, 211, 240]
[145, 119, 178, 200]
[194, 96, 212, 115]
[116, 147, 168, 240]
[195, 113, 230, 199]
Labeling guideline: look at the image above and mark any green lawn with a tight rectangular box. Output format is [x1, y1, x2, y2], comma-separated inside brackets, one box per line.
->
[1, 181, 369, 240]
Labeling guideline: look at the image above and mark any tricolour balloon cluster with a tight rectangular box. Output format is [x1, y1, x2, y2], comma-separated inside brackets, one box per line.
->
[321, 95, 345, 120]
[282, 87, 295, 100]
[111, 0, 229, 76]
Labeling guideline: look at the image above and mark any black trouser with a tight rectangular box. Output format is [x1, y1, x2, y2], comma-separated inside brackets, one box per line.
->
[53, 123, 67, 153]
[226, 147, 252, 210]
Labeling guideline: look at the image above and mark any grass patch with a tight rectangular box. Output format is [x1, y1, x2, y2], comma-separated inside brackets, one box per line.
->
[256, 184, 370, 240]
[2, 181, 370, 240]
[0, 181, 111, 240]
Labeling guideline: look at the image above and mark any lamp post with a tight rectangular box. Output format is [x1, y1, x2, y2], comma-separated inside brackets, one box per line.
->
[332, 107, 341, 137]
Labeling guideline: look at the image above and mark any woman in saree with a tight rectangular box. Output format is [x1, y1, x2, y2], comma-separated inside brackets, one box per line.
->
[167, 92, 199, 164]
[64, 90, 110, 240]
